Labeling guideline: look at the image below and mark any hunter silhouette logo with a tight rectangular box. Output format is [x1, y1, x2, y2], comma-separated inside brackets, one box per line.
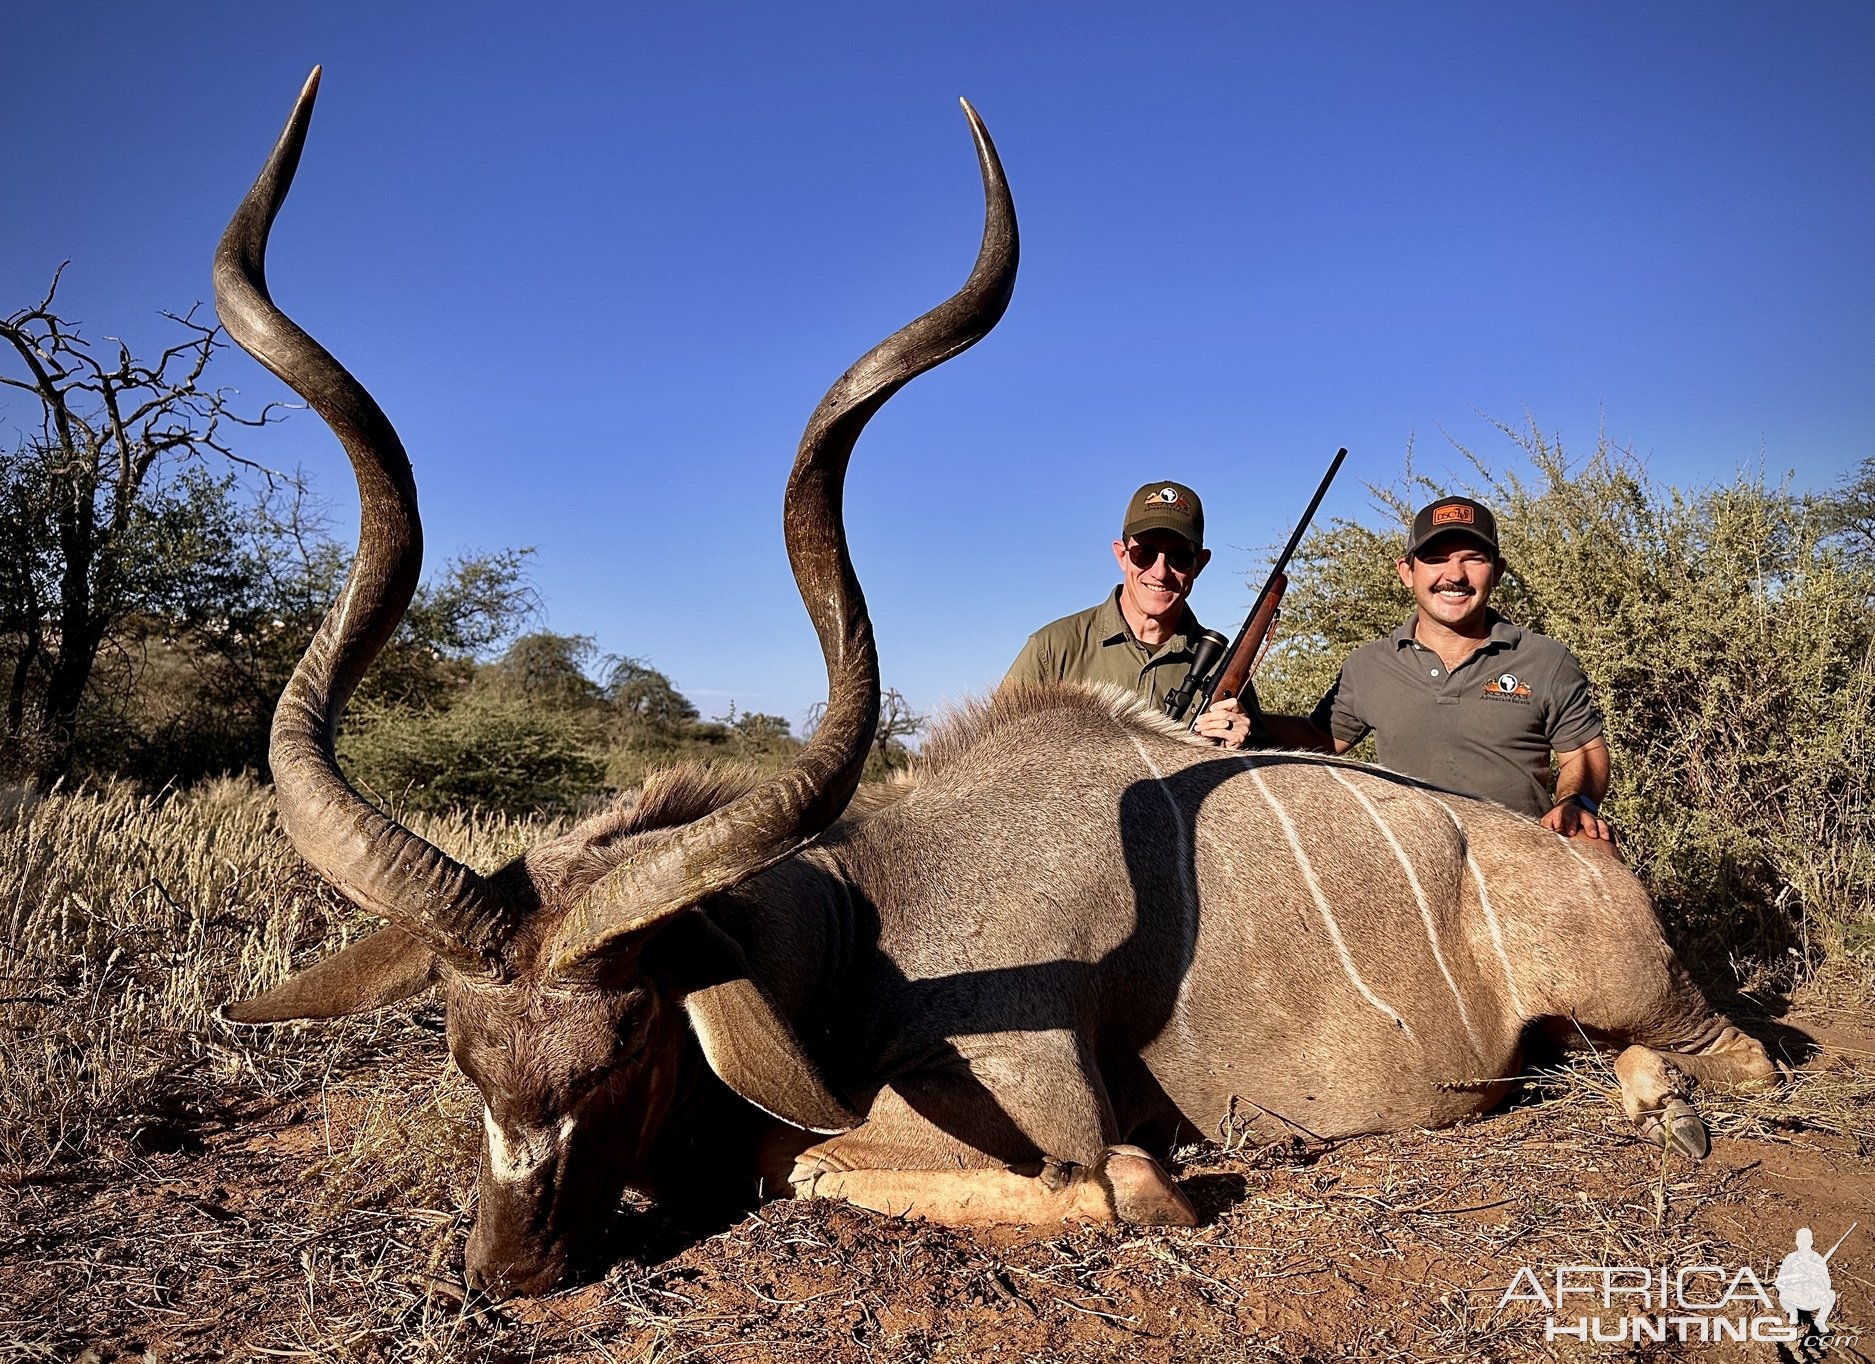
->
[1498, 1222, 1860, 1345]
[1776, 1224, 1854, 1333]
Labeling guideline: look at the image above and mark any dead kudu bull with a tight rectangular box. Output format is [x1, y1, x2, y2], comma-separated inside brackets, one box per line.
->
[220, 71, 1776, 1299]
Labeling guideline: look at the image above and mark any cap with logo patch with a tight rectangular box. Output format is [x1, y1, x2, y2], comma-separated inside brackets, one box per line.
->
[1122, 481, 1204, 549]
[1405, 495, 1499, 560]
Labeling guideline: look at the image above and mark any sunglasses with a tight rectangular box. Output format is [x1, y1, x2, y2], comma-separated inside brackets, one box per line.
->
[1124, 541, 1198, 573]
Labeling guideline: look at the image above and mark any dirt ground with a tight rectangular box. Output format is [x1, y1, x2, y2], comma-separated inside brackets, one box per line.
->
[2, 1001, 1871, 1363]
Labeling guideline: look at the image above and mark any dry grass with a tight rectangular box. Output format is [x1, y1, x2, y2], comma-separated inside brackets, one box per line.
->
[0, 780, 1870, 1362]
[0, 778, 557, 1174]
[0, 779, 564, 1361]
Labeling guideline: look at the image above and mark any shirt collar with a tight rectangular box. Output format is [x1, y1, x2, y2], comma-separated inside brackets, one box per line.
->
[1484, 610, 1522, 648]
[1099, 585, 1202, 651]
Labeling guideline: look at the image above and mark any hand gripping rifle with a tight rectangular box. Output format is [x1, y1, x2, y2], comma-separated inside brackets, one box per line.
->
[1164, 447, 1347, 726]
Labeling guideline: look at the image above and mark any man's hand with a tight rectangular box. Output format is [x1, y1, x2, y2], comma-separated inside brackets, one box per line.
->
[1542, 793, 1613, 843]
[1544, 738, 1614, 846]
[1195, 698, 1338, 752]
[1194, 696, 1253, 749]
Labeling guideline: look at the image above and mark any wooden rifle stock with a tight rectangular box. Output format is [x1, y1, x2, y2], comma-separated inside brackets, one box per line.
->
[1207, 573, 1285, 707]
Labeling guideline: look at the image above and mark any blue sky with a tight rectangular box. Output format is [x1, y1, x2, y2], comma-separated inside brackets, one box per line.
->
[5, 4, 1872, 729]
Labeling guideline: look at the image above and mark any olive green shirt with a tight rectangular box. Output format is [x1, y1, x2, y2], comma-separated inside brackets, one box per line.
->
[1004, 587, 1209, 711]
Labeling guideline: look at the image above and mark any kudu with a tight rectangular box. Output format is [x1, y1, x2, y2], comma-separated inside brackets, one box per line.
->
[220, 71, 1777, 1299]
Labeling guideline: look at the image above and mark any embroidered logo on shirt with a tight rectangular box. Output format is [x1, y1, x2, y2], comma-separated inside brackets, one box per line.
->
[1432, 504, 1475, 527]
[1484, 672, 1532, 702]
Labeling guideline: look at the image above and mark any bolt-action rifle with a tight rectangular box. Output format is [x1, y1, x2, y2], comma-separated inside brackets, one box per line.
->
[1164, 447, 1347, 726]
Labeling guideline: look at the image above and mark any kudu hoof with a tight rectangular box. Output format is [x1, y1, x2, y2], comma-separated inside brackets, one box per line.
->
[1640, 1098, 1710, 1159]
[1095, 1145, 1199, 1227]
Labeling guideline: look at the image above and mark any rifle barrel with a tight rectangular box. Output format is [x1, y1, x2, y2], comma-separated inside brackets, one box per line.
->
[1186, 446, 1347, 727]
[1273, 447, 1347, 573]
[1241, 447, 1347, 621]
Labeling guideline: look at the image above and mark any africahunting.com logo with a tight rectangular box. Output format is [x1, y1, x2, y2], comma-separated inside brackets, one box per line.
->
[1497, 1223, 1859, 1346]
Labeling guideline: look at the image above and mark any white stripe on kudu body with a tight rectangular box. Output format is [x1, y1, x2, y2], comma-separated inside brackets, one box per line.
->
[1244, 762, 1415, 1039]
[1431, 798, 1528, 1018]
[483, 1109, 576, 1185]
[1326, 767, 1483, 1053]
[1563, 838, 1608, 899]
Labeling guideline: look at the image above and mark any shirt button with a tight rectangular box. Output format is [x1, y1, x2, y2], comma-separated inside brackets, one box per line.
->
[1430, 669, 1440, 676]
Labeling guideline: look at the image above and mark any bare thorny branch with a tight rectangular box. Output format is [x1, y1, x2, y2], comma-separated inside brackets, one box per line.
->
[0, 267, 286, 783]
[4, 297, 279, 504]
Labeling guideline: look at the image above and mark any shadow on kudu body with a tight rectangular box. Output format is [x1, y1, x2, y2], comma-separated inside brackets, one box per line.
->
[216, 71, 1775, 1300]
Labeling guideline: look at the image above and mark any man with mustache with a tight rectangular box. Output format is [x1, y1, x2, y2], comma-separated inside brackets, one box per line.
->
[1307, 496, 1615, 843]
[1004, 480, 1263, 749]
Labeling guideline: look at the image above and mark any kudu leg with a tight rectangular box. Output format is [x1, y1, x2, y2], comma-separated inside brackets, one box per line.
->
[1613, 1026, 1777, 1159]
[1544, 915, 1779, 1160]
[790, 1040, 1197, 1228]
[794, 1146, 1197, 1228]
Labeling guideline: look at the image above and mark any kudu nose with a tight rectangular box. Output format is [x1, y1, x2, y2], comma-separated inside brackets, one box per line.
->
[465, 1225, 574, 1300]
[464, 1252, 566, 1301]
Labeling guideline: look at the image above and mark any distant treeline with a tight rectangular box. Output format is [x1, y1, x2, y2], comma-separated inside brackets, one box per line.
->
[1, 280, 916, 808]
[0, 481, 920, 809]
[0, 467, 820, 806]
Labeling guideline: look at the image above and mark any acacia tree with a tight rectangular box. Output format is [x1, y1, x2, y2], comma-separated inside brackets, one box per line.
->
[873, 687, 926, 774]
[1818, 455, 1875, 568]
[0, 268, 276, 786]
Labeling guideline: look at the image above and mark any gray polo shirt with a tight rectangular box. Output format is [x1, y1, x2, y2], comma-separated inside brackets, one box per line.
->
[1309, 611, 1603, 818]
[1005, 587, 1208, 712]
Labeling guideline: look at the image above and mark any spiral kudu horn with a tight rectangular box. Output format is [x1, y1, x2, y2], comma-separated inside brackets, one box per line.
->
[214, 68, 512, 976]
[547, 101, 1018, 974]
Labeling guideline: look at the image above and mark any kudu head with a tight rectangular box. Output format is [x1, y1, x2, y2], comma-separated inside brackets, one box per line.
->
[214, 68, 1017, 1298]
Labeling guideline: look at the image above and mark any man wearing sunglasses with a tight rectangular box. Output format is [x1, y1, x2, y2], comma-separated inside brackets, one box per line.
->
[1003, 480, 1265, 749]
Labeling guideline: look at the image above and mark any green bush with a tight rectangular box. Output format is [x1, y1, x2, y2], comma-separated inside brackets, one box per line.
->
[335, 638, 809, 815]
[1259, 421, 1875, 988]
[602, 709, 803, 792]
[338, 689, 604, 816]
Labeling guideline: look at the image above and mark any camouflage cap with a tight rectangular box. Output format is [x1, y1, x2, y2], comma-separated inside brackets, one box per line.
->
[1122, 481, 1204, 549]
[1405, 496, 1499, 559]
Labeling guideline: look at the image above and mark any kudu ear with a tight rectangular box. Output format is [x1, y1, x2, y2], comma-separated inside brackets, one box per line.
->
[222, 926, 439, 1024]
[661, 916, 859, 1135]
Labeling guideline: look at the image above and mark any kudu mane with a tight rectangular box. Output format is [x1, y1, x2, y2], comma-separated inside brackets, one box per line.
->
[523, 763, 775, 903]
[916, 683, 1202, 773]
[810, 686, 1205, 839]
